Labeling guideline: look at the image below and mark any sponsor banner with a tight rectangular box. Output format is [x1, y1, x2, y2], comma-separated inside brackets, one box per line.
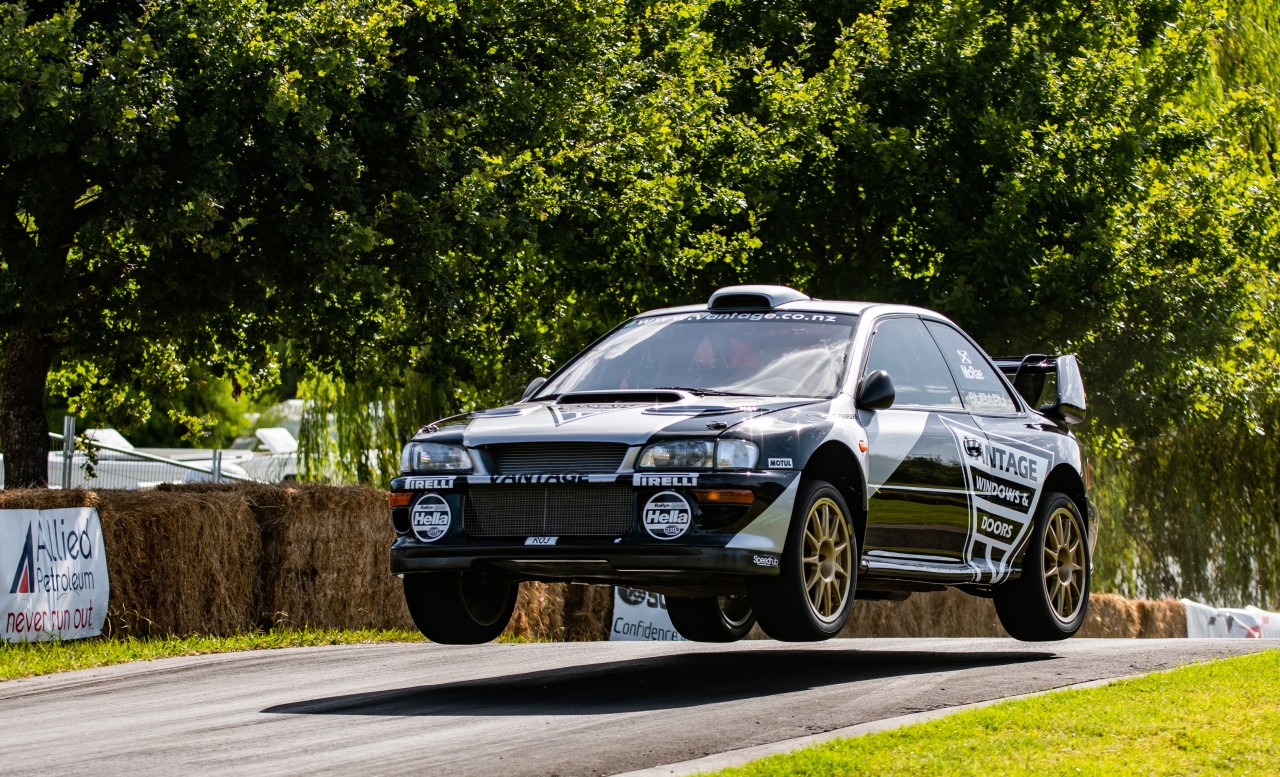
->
[2, 508, 109, 643]
[609, 587, 686, 641]
[1182, 599, 1280, 638]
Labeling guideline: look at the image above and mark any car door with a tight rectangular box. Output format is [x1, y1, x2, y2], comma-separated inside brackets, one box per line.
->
[924, 321, 1053, 582]
[859, 316, 975, 564]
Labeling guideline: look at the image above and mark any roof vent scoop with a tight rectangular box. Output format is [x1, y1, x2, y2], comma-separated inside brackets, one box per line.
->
[707, 285, 810, 311]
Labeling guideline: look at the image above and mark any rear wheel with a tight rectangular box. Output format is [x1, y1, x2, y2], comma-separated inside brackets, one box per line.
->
[748, 480, 856, 641]
[403, 571, 518, 644]
[994, 492, 1090, 641]
[667, 594, 755, 642]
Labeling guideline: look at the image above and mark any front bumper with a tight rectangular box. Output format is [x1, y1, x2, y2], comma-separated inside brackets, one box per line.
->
[387, 470, 796, 588]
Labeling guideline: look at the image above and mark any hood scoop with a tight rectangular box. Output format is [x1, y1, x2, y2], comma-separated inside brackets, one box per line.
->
[557, 390, 683, 405]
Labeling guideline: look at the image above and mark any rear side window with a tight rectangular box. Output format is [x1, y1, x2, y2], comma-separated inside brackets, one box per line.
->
[925, 322, 1018, 414]
[862, 317, 961, 409]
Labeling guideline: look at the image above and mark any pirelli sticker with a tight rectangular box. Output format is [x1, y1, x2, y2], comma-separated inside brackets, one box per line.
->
[632, 473, 698, 487]
[403, 476, 456, 490]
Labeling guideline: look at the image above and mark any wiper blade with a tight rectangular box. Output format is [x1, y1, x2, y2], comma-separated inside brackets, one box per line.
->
[653, 386, 762, 397]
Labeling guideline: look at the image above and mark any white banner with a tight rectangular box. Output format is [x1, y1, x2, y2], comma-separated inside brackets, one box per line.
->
[2, 508, 109, 642]
[1182, 598, 1280, 639]
[609, 587, 686, 641]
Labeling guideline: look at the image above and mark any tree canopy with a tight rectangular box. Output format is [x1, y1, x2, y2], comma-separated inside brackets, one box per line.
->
[3, 0, 1278, 606]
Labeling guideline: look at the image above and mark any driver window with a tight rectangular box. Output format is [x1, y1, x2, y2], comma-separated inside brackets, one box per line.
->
[863, 317, 962, 409]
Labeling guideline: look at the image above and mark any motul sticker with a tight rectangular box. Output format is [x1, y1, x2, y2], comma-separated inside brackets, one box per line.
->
[642, 491, 692, 540]
[410, 494, 451, 542]
[767, 458, 793, 469]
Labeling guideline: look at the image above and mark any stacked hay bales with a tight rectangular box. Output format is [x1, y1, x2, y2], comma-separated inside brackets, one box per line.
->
[835, 589, 1187, 638]
[0, 485, 1185, 640]
[0, 487, 259, 637]
[95, 490, 259, 637]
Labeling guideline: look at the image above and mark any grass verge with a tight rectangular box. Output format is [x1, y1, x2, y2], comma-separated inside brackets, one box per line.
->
[0, 628, 430, 681]
[713, 648, 1280, 776]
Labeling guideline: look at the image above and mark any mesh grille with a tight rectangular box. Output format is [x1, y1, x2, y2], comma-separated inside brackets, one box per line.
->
[487, 443, 628, 474]
[463, 486, 634, 537]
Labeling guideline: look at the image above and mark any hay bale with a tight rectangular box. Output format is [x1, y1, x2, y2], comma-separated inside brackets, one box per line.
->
[1138, 598, 1188, 638]
[0, 488, 98, 510]
[840, 589, 1005, 638]
[1079, 592, 1142, 637]
[94, 489, 259, 637]
[561, 583, 614, 641]
[505, 582, 567, 641]
[248, 484, 410, 630]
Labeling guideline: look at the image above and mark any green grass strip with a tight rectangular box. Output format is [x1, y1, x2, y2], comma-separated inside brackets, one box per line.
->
[713, 649, 1280, 777]
[0, 628, 429, 681]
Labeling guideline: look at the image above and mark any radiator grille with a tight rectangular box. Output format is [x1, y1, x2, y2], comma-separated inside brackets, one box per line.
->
[487, 442, 628, 474]
[463, 486, 634, 537]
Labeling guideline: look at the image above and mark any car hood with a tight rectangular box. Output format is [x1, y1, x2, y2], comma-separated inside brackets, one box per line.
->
[457, 396, 821, 447]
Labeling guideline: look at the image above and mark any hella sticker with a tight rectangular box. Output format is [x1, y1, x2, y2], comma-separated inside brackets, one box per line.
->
[767, 458, 793, 469]
[642, 491, 693, 540]
[524, 536, 558, 546]
[410, 493, 451, 542]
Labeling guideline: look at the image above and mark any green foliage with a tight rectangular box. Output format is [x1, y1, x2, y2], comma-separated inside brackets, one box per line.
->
[0, 627, 428, 681]
[714, 650, 1280, 776]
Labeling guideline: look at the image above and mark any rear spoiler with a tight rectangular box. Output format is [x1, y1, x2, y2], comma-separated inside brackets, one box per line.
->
[992, 354, 1087, 426]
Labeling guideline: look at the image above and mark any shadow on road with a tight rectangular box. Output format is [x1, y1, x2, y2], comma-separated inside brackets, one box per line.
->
[263, 648, 1055, 717]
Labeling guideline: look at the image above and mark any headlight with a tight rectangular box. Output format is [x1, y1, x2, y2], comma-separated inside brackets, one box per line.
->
[714, 439, 758, 470]
[400, 442, 472, 474]
[638, 440, 714, 469]
[638, 439, 759, 471]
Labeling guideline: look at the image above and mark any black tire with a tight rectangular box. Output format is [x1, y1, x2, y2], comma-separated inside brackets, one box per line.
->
[994, 492, 1091, 641]
[747, 479, 857, 641]
[403, 571, 518, 644]
[667, 595, 756, 642]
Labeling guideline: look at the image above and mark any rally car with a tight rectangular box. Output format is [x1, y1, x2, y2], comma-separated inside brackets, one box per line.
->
[388, 285, 1095, 643]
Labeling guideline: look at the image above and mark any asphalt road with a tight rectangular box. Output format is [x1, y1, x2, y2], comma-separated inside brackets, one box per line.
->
[1, 638, 1275, 776]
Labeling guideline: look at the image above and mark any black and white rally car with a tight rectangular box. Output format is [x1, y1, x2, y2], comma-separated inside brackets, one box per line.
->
[389, 285, 1095, 644]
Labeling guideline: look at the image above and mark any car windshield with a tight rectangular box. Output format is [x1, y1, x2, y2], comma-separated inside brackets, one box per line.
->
[538, 311, 859, 399]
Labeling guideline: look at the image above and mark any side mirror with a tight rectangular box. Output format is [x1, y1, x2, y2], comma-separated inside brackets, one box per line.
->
[1041, 355, 1086, 425]
[520, 376, 547, 402]
[856, 370, 895, 410]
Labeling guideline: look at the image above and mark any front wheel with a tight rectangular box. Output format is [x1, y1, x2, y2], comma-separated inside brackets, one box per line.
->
[403, 571, 518, 644]
[748, 480, 857, 641]
[994, 492, 1090, 641]
[667, 595, 755, 642]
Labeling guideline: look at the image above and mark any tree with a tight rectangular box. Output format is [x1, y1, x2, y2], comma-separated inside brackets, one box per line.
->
[1, 0, 419, 485]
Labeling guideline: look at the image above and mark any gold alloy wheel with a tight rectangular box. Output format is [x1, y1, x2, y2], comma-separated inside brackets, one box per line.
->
[801, 497, 853, 623]
[1042, 507, 1087, 624]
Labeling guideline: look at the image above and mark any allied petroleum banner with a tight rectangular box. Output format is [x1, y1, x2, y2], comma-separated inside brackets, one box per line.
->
[2, 508, 109, 642]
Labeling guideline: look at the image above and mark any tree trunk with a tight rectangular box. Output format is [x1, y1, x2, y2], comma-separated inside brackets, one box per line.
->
[0, 324, 57, 488]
